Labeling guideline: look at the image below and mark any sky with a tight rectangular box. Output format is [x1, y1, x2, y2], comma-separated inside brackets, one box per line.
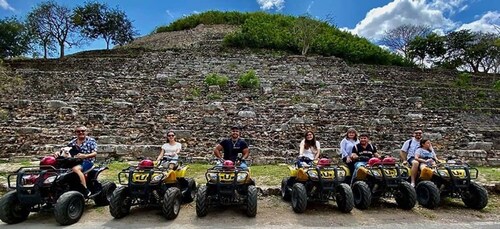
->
[0, 0, 499, 55]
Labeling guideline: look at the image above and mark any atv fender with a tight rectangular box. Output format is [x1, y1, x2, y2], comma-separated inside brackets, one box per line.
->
[287, 166, 297, 177]
[175, 166, 188, 178]
[164, 170, 177, 184]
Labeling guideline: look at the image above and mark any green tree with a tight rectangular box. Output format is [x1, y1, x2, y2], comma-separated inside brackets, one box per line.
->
[408, 33, 446, 67]
[0, 17, 31, 58]
[73, 2, 135, 49]
[292, 14, 326, 55]
[380, 24, 432, 60]
[26, 4, 57, 59]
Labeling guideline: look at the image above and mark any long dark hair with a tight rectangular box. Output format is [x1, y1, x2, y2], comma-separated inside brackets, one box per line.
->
[419, 139, 430, 148]
[304, 131, 317, 150]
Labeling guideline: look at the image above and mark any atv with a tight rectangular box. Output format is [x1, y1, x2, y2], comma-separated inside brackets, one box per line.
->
[196, 159, 257, 217]
[281, 157, 354, 213]
[0, 156, 116, 225]
[109, 156, 196, 220]
[410, 158, 488, 210]
[350, 157, 416, 210]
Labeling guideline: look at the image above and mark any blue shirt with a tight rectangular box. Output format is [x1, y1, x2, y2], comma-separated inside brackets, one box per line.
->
[219, 138, 248, 162]
[340, 138, 358, 159]
[67, 137, 97, 162]
[415, 148, 436, 160]
[401, 138, 420, 160]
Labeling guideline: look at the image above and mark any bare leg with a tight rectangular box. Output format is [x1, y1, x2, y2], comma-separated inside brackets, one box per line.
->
[400, 151, 407, 163]
[410, 160, 419, 185]
[72, 165, 87, 188]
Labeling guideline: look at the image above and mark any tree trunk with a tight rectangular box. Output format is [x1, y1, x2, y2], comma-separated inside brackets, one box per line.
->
[59, 42, 64, 58]
[43, 44, 48, 59]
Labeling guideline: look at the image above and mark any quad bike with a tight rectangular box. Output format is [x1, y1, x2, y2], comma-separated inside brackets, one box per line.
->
[409, 158, 488, 209]
[0, 156, 116, 225]
[281, 157, 354, 213]
[350, 157, 416, 210]
[196, 158, 257, 217]
[109, 156, 196, 220]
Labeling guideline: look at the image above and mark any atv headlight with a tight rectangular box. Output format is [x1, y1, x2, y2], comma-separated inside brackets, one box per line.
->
[337, 170, 345, 178]
[307, 170, 318, 180]
[237, 172, 248, 182]
[206, 172, 218, 182]
[438, 171, 449, 177]
[43, 175, 57, 184]
[371, 171, 380, 177]
[151, 174, 164, 184]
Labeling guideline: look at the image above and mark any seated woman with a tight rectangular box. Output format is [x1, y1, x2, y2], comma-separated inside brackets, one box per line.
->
[156, 131, 181, 170]
[412, 139, 438, 186]
[298, 131, 320, 167]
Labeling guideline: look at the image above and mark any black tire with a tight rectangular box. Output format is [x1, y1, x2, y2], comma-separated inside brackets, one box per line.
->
[291, 183, 307, 213]
[109, 186, 131, 219]
[416, 181, 440, 209]
[352, 181, 371, 210]
[462, 181, 488, 210]
[335, 183, 354, 213]
[182, 178, 197, 203]
[246, 185, 258, 217]
[281, 177, 291, 201]
[54, 191, 85, 225]
[395, 181, 417, 210]
[196, 185, 208, 217]
[0, 191, 30, 224]
[162, 187, 182, 220]
[94, 181, 117, 206]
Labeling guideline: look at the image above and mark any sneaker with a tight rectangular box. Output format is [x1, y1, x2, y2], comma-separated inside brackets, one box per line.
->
[411, 183, 415, 187]
[83, 188, 91, 198]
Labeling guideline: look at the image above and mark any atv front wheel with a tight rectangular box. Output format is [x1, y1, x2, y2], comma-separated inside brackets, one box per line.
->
[462, 181, 488, 210]
[196, 185, 208, 217]
[281, 177, 291, 201]
[109, 186, 131, 219]
[162, 187, 182, 220]
[246, 185, 258, 217]
[335, 183, 354, 213]
[182, 178, 197, 203]
[416, 181, 440, 209]
[94, 181, 117, 206]
[291, 183, 307, 213]
[352, 181, 371, 209]
[395, 181, 417, 210]
[54, 191, 85, 225]
[0, 191, 30, 224]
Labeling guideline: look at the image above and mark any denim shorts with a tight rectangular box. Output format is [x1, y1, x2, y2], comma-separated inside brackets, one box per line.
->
[82, 160, 94, 171]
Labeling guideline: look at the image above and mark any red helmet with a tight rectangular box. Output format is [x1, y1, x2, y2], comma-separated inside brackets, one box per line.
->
[382, 157, 396, 165]
[138, 159, 154, 169]
[368, 157, 381, 166]
[40, 156, 57, 167]
[223, 160, 235, 169]
[317, 158, 331, 167]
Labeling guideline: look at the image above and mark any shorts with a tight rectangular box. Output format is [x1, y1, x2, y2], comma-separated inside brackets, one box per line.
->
[407, 157, 415, 164]
[82, 160, 94, 172]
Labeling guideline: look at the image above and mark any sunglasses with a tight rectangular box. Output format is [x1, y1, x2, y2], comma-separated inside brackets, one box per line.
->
[75, 130, 86, 133]
[414, 132, 422, 135]
[167, 135, 175, 137]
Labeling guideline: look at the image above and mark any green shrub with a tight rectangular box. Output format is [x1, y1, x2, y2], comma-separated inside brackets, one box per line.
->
[494, 80, 500, 91]
[204, 73, 229, 86]
[0, 108, 7, 121]
[237, 70, 260, 89]
[190, 87, 201, 97]
[454, 73, 471, 88]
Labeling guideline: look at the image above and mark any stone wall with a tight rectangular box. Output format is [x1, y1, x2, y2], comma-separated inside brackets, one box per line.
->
[1, 48, 499, 165]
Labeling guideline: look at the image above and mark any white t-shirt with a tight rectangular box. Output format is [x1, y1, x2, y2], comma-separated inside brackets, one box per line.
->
[161, 142, 181, 159]
[300, 140, 321, 160]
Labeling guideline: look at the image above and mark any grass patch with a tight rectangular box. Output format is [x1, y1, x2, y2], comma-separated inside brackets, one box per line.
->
[477, 167, 500, 182]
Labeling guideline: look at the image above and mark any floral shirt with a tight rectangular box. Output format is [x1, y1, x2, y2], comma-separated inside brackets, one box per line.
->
[67, 137, 97, 162]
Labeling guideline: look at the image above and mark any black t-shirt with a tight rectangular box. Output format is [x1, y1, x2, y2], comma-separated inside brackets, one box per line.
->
[219, 138, 248, 162]
[352, 143, 377, 162]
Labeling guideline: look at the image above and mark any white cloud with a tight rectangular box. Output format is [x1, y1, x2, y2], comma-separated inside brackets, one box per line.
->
[457, 11, 500, 33]
[256, 0, 285, 11]
[0, 0, 14, 11]
[192, 11, 200, 15]
[307, 1, 314, 13]
[350, 0, 456, 41]
[429, 0, 468, 15]
[166, 10, 174, 18]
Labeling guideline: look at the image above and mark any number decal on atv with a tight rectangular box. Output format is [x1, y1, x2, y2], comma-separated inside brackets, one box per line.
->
[320, 171, 334, 179]
[132, 173, 149, 182]
[219, 173, 235, 182]
[383, 169, 397, 177]
[451, 170, 466, 178]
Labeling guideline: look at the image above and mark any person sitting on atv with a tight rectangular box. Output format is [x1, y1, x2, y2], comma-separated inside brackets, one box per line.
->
[297, 131, 321, 168]
[350, 133, 380, 183]
[54, 126, 97, 196]
[340, 128, 359, 176]
[214, 125, 249, 170]
[156, 130, 181, 170]
[411, 139, 439, 187]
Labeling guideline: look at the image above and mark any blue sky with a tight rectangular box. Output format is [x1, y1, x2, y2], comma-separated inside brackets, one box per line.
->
[1, 0, 499, 55]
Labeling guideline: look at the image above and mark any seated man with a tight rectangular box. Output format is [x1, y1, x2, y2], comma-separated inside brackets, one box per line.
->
[213, 125, 249, 170]
[55, 126, 97, 196]
[350, 133, 380, 183]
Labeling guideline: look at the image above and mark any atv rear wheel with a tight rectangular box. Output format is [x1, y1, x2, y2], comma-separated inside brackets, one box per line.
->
[196, 185, 208, 217]
[281, 177, 291, 201]
[352, 181, 371, 210]
[416, 181, 440, 209]
[109, 186, 131, 219]
[246, 185, 258, 217]
[182, 178, 197, 203]
[162, 187, 182, 220]
[291, 183, 307, 213]
[395, 181, 417, 210]
[0, 191, 30, 224]
[94, 181, 117, 206]
[462, 181, 488, 210]
[54, 191, 85, 225]
[335, 183, 354, 213]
